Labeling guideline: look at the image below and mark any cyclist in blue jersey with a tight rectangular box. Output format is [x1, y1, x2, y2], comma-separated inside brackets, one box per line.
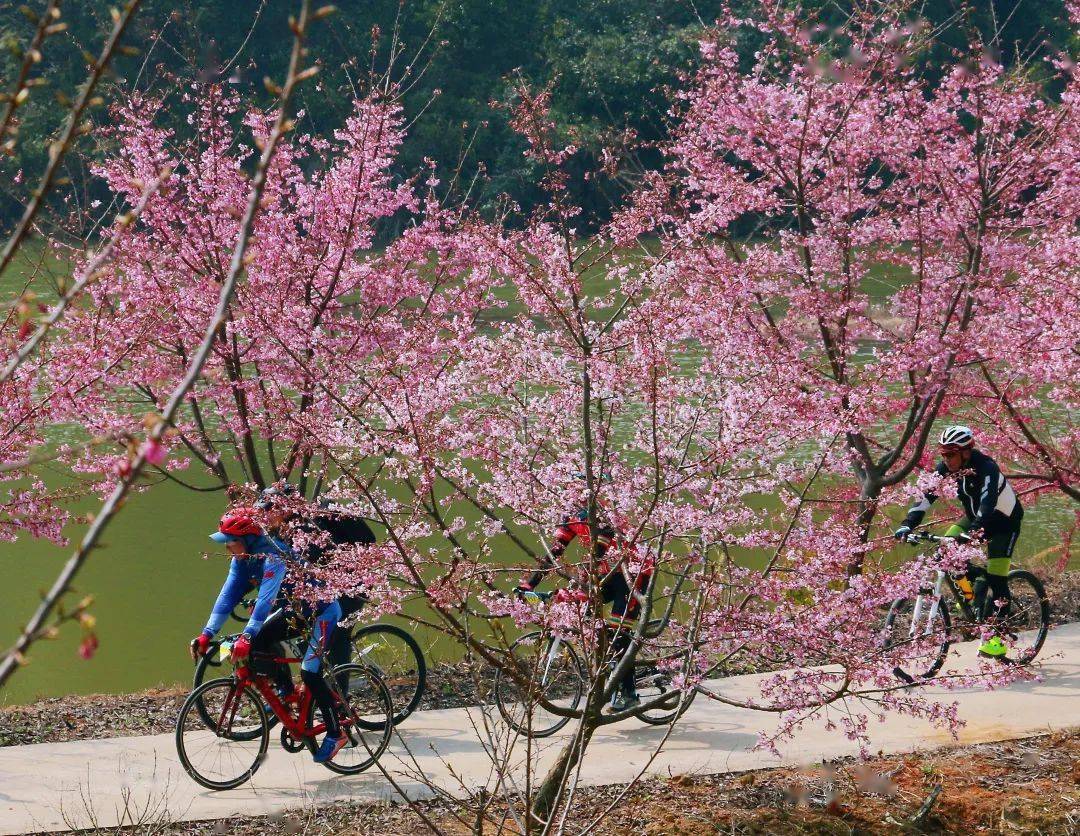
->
[189, 507, 347, 763]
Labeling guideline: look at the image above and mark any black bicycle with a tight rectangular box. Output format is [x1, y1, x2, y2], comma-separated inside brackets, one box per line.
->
[883, 530, 1050, 683]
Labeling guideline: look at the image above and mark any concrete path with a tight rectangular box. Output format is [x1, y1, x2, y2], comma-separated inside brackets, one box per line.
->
[2, 624, 1079, 835]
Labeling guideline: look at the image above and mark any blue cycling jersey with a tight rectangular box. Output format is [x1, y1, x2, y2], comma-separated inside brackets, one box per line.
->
[202, 534, 291, 639]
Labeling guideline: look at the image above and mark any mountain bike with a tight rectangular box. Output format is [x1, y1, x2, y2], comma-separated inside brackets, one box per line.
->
[200, 600, 426, 726]
[176, 640, 393, 790]
[883, 530, 1050, 684]
[492, 590, 697, 737]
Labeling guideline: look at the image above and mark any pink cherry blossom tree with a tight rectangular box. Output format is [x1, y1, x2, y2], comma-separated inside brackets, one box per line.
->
[286, 23, 1071, 812]
[658, 0, 1080, 569]
[0, 0, 325, 687]
[1, 0, 146, 552]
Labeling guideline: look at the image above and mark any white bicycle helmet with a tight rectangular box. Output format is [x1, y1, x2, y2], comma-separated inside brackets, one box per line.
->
[939, 425, 974, 449]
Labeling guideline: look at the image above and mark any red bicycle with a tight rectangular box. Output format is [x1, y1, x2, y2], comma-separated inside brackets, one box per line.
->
[175, 641, 393, 790]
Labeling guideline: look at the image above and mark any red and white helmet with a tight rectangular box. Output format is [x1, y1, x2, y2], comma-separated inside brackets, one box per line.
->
[210, 508, 262, 543]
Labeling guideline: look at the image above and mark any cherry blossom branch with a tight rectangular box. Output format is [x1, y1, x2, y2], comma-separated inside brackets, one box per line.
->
[978, 363, 1079, 502]
[0, 175, 164, 386]
[0, 0, 63, 148]
[0, 0, 324, 688]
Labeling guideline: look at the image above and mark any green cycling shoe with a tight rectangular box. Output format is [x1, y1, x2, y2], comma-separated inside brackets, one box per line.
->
[978, 635, 1008, 660]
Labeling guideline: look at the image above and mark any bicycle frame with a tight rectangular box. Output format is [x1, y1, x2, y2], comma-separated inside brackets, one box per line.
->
[212, 651, 337, 742]
[907, 570, 951, 639]
[540, 636, 564, 686]
[905, 534, 982, 640]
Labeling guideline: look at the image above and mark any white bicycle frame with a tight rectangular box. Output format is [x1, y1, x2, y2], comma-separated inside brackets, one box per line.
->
[541, 636, 564, 686]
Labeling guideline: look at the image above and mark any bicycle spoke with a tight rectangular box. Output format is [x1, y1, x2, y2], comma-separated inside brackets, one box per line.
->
[350, 624, 426, 723]
[884, 596, 951, 682]
[309, 664, 392, 774]
[1002, 572, 1049, 664]
[176, 679, 268, 790]
[494, 632, 583, 737]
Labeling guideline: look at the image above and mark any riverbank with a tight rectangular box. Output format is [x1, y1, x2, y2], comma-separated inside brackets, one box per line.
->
[103, 727, 1080, 834]
[5, 568, 1079, 749]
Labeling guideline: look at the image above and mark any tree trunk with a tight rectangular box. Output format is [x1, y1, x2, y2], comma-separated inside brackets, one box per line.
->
[848, 477, 881, 576]
[530, 704, 599, 824]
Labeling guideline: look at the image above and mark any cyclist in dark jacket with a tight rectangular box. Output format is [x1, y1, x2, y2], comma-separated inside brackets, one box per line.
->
[894, 425, 1023, 659]
[256, 485, 377, 673]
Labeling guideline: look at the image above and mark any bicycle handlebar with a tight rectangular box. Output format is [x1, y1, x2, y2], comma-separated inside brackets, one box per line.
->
[517, 589, 553, 603]
[903, 529, 970, 546]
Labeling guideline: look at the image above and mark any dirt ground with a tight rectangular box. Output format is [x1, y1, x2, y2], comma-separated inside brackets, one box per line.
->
[117, 727, 1080, 835]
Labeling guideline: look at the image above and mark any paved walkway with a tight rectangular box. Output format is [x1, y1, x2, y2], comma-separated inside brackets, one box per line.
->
[2, 624, 1079, 834]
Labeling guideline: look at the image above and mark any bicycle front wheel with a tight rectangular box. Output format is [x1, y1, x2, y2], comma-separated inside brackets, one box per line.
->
[305, 663, 394, 774]
[494, 631, 584, 738]
[350, 623, 426, 725]
[1000, 570, 1050, 665]
[175, 678, 269, 791]
[883, 596, 952, 684]
[193, 639, 280, 738]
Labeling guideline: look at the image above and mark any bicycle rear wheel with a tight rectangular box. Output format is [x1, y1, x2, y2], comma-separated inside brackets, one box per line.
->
[1000, 570, 1050, 665]
[633, 639, 699, 725]
[350, 623, 426, 725]
[883, 596, 952, 684]
[494, 631, 584, 738]
[175, 678, 269, 791]
[304, 663, 394, 774]
[635, 671, 697, 725]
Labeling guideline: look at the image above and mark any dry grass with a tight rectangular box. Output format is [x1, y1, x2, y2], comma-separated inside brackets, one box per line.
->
[104, 729, 1080, 835]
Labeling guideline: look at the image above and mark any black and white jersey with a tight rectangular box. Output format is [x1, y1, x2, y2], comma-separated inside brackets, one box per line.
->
[903, 449, 1022, 532]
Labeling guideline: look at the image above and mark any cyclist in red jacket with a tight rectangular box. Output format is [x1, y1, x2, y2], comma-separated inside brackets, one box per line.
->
[517, 501, 653, 712]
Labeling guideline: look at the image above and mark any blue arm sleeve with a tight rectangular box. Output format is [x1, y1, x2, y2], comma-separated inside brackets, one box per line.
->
[203, 558, 251, 637]
[243, 557, 287, 638]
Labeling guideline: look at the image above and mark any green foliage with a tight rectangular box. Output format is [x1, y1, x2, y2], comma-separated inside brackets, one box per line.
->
[0, 0, 1074, 230]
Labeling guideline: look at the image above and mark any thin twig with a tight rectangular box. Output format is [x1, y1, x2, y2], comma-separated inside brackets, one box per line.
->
[0, 0, 321, 688]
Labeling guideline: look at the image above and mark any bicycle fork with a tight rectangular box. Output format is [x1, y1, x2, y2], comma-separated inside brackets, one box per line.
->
[541, 637, 562, 685]
[908, 571, 947, 639]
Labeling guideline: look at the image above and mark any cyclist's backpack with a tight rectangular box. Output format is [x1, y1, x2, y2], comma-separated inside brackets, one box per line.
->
[313, 514, 376, 619]
[319, 514, 376, 549]
[294, 513, 376, 564]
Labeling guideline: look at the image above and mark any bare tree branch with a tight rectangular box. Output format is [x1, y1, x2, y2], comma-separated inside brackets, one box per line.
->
[0, 0, 322, 688]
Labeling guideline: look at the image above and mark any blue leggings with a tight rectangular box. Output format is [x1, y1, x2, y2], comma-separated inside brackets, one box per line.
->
[301, 600, 341, 673]
[299, 601, 342, 739]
